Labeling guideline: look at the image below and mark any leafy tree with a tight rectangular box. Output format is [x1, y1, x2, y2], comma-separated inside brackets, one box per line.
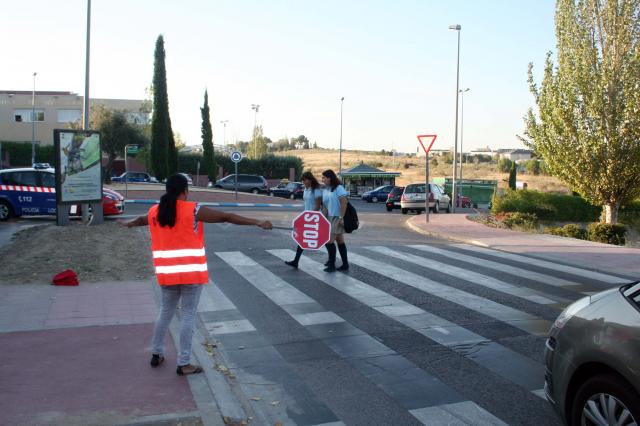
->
[497, 157, 513, 172]
[150, 35, 176, 181]
[521, 0, 640, 223]
[508, 161, 517, 190]
[525, 159, 540, 175]
[248, 125, 268, 159]
[200, 90, 216, 182]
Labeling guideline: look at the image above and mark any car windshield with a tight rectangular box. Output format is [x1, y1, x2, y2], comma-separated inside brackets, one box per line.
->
[374, 186, 388, 191]
[405, 184, 425, 194]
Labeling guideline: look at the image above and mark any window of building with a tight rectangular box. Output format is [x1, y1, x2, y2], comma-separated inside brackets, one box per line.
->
[57, 109, 82, 123]
[14, 109, 44, 123]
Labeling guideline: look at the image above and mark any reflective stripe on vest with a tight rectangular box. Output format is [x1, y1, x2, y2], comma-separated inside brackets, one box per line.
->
[148, 200, 209, 286]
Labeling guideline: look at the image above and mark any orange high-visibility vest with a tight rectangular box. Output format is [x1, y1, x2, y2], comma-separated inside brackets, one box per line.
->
[148, 200, 209, 286]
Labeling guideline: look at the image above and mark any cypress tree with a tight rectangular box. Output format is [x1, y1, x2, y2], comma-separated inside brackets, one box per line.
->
[508, 161, 517, 190]
[150, 35, 175, 181]
[201, 90, 216, 182]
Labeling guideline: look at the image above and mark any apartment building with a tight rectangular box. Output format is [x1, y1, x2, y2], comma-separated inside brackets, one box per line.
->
[0, 90, 149, 146]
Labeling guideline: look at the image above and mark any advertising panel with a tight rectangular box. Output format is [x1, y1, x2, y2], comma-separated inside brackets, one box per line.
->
[54, 129, 102, 204]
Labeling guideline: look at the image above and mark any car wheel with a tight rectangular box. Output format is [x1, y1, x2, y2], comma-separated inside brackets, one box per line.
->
[372, 196, 378, 203]
[401, 208, 408, 215]
[386, 206, 393, 212]
[289, 193, 295, 200]
[570, 374, 640, 426]
[446, 201, 452, 213]
[0, 200, 13, 221]
[251, 188, 259, 194]
[433, 201, 440, 214]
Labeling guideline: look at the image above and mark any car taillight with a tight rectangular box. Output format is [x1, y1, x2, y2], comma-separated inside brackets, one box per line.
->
[401, 195, 406, 201]
[387, 193, 393, 200]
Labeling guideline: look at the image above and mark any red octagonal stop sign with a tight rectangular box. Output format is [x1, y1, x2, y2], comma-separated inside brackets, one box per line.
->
[291, 210, 331, 250]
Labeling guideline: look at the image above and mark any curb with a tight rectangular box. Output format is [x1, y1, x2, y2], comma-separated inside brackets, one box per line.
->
[126, 199, 303, 208]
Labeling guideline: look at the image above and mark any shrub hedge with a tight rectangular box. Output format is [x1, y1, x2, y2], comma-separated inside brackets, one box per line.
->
[492, 189, 600, 222]
[1, 141, 55, 166]
[587, 223, 627, 246]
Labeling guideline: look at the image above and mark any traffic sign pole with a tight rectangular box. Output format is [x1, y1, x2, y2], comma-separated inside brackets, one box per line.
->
[230, 150, 242, 200]
[417, 135, 437, 224]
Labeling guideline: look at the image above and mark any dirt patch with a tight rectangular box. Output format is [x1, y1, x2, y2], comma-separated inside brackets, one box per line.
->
[0, 222, 153, 285]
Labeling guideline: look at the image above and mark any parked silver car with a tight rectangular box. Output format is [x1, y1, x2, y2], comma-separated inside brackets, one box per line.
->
[400, 183, 451, 214]
[544, 281, 640, 425]
[213, 174, 268, 194]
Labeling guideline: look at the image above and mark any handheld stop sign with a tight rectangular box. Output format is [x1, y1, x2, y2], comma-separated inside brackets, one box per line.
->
[291, 210, 331, 250]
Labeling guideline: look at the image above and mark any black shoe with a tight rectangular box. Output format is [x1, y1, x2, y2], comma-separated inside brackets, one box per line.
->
[324, 260, 330, 266]
[337, 264, 349, 272]
[324, 264, 336, 272]
[285, 260, 298, 269]
[150, 354, 164, 367]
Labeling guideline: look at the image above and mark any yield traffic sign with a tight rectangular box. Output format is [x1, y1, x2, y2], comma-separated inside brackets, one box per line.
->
[291, 210, 330, 250]
[417, 134, 437, 155]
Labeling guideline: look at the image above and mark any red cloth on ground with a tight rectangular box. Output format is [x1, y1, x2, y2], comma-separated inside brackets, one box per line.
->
[52, 269, 79, 286]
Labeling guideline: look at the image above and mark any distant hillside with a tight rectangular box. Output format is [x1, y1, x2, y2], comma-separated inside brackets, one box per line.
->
[273, 148, 569, 193]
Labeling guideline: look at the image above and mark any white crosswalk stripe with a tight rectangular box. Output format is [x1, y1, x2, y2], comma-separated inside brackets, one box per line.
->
[217, 251, 509, 425]
[346, 251, 552, 335]
[268, 249, 545, 392]
[452, 244, 626, 284]
[407, 244, 581, 288]
[366, 246, 567, 305]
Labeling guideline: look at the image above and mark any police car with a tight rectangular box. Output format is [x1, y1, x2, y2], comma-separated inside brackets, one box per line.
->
[0, 167, 124, 220]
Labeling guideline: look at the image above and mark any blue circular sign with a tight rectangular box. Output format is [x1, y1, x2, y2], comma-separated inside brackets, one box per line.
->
[231, 151, 242, 163]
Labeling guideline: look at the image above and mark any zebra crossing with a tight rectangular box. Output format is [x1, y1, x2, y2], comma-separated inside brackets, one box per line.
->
[199, 242, 626, 426]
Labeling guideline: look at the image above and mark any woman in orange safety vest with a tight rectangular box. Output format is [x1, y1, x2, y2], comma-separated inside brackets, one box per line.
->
[122, 173, 272, 375]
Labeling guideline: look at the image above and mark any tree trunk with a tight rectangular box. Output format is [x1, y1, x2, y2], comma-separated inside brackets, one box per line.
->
[604, 203, 619, 224]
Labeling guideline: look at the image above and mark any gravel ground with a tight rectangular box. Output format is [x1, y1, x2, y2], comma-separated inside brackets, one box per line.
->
[0, 222, 153, 285]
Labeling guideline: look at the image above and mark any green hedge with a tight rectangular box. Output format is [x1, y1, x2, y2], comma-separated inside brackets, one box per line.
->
[1, 141, 55, 166]
[177, 153, 303, 181]
[492, 190, 600, 222]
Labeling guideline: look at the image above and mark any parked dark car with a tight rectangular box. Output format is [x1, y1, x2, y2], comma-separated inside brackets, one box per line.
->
[213, 174, 268, 194]
[269, 182, 304, 199]
[385, 186, 404, 212]
[362, 185, 394, 203]
[111, 172, 158, 183]
[544, 282, 640, 425]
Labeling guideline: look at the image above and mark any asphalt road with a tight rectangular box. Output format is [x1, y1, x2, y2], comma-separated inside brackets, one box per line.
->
[3, 198, 620, 425]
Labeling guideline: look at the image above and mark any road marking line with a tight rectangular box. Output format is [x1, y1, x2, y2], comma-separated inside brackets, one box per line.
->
[408, 244, 581, 288]
[367, 246, 564, 306]
[452, 244, 626, 284]
[267, 249, 545, 391]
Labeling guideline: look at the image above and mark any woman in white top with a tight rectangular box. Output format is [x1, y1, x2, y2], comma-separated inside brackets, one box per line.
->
[321, 169, 349, 272]
[285, 171, 323, 268]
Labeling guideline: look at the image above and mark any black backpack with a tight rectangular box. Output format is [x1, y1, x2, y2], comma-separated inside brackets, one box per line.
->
[343, 202, 359, 233]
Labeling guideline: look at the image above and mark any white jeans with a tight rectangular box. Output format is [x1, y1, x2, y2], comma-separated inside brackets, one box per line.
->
[151, 284, 203, 366]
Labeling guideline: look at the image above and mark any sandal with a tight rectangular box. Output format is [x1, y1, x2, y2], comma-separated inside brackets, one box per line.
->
[150, 354, 165, 367]
[176, 364, 203, 375]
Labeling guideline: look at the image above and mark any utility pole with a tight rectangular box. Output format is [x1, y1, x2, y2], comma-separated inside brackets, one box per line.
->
[449, 24, 462, 212]
[339, 97, 344, 175]
[31, 72, 37, 165]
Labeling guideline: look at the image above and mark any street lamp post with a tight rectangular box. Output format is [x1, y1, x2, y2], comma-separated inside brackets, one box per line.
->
[251, 104, 260, 158]
[220, 120, 229, 149]
[449, 24, 461, 212]
[459, 88, 470, 184]
[31, 72, 37, 165]
[339, 97, 344, 175]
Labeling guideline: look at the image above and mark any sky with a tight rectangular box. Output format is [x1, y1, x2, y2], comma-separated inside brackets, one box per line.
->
[1, 0, 557, 154]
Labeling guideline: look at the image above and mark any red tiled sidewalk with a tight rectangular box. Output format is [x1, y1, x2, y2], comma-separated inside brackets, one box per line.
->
[0, 281, 200, 425]
[407, 213, 640, 277]
[0, 324, 196, 425]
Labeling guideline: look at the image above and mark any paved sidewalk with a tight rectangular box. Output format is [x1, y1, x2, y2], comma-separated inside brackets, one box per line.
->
[0, 281, 212, 426]
[406, 213, 639, 278]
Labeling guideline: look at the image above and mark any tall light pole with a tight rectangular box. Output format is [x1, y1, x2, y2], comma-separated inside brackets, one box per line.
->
[31, 72, 37, 165]
[339, 97, 344, 176]
[459, 88, 470, 183]
[449, 24, 461, 212]
[251, 104, 260, 158]
[220, 120, 229, 149]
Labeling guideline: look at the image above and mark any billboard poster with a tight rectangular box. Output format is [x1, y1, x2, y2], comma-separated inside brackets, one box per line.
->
[54, 129, 102, 204]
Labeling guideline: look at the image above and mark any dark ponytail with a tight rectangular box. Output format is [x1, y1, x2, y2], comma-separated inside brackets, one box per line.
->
[157, 174, 188, 228]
